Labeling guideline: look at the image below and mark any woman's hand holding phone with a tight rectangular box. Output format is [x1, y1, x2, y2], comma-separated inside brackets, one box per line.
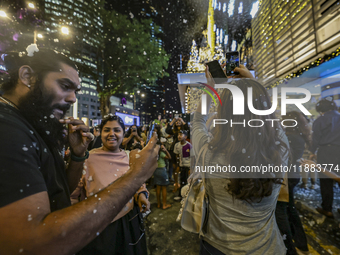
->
[231, 65, 254, 79]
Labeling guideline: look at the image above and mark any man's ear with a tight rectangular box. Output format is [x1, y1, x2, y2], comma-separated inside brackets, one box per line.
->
[18, 65, 34, 88]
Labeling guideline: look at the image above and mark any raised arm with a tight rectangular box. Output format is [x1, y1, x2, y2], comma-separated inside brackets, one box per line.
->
[0, 133, 159, 255]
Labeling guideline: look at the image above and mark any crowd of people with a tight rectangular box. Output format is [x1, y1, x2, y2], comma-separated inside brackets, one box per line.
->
[0, 45, 339, 255]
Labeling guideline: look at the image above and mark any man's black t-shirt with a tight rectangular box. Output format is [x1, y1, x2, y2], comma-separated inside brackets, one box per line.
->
[0, 103, 71, 211]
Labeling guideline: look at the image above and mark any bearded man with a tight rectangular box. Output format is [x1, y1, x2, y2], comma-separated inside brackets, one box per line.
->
[0, 46, 159, 254]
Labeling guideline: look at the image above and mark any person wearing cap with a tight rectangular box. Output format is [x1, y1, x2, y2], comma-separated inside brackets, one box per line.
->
[173, 130, 192, 200]
[310, 97, 340, 218]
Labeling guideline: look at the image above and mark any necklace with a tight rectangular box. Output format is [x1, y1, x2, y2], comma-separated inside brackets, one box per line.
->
[0, 96, 17, 108]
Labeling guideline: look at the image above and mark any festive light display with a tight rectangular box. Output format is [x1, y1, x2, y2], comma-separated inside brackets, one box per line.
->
[267, 47, 340, 89]
[238, 2, 243, 14]
[250, 1, 260, 18]
[207, 0, 215, 55]
[224, 35, 229, 45]
[223, 3, 227, 13]
[231, 40, 237, 51]
[228, 0, 235, 17]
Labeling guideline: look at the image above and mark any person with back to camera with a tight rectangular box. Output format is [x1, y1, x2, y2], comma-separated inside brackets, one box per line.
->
[192, 64, 289, 254]
[275, 111, 311, 255]
[309, 97, 340, 218]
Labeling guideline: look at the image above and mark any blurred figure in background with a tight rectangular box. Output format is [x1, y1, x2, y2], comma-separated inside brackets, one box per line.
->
[122, 125, 144, 150]
[310, 97, 340, 218]
[275, 111, 311, 255]
[88, 125, 102, 150]
[166, 117, 188, 192]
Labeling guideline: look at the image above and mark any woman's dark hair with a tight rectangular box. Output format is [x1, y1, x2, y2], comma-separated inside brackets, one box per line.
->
[1, 49, 78, 94]
[282, 111, 312, 149]
[171, 118, 185, 135]
[100, 114, 125, 135]
[209, 79, 289, 203]
[125, 125, 142, 138]
[316, 97, 337, 113]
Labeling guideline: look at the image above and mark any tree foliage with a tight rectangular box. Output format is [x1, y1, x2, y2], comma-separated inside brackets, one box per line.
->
[103, 10, 169, 96]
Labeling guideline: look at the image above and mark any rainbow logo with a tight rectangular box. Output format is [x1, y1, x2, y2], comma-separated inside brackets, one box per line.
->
[197, 82, 223, 106]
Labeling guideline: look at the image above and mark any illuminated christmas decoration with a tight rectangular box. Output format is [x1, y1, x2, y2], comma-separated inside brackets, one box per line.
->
[219, 28, 223, 43]
[218, 2, 221, 11]
[207, 0, 215, 54]
[228, 0, 235, 17]
[268, 46, 340, 89]
[231, 40, 237, 51]
[250, 1, 260, 18]
[224, 35, 229, 45]
[238, 2, 243, 14]
[223, 3, 227, 13]
[213, 0, 218, 10]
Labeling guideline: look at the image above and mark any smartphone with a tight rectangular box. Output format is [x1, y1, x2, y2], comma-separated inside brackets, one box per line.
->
[225, 51, 240, 76]
[175, 114, 179, 119]
[206, 60, 227, 84]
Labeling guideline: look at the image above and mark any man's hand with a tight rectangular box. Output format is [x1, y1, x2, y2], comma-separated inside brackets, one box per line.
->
[129, 132, 160, 180]
[137, 193, 150, 213]
[59, 117, 93, 157]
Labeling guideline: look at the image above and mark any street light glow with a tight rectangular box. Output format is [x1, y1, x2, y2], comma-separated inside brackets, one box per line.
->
[37, 34, 43, 38]
[0, 11, 7, 17]
[28, 3, 35, 8]
[141, 94, 145, 97]
[137, 90, 140, 93]
[124, 91, 128, 94]
[61, 26, 69, 35]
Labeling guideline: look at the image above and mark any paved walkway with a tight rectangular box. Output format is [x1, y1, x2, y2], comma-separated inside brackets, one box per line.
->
[145, 180, 340, 255]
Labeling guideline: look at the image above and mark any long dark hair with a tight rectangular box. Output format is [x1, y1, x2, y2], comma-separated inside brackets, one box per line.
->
[282, 111, 312, 149]
[209, 79, 289, 203]
[125, 125, 142, 137]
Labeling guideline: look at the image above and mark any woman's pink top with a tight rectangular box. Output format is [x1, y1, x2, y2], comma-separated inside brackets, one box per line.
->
[70, 148, 148, 222]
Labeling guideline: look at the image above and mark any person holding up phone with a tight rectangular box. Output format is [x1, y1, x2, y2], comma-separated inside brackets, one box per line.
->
[122, 125, 144, 150]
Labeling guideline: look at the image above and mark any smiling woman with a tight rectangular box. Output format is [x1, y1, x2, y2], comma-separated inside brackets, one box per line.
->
[70, 114, 150, 255]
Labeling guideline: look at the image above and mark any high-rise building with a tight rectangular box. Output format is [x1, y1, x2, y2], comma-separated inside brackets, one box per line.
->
[0, 0, 104, 126]
[252, 0, 340, 86]
[42, 0, 104, 126]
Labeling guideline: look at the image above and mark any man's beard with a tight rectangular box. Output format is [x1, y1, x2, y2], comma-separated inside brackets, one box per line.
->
[18, 82, 71, 151]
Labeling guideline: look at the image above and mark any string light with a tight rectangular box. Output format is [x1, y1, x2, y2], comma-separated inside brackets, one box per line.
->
[250, 1, 260, 18]
[238, 2, 243, 14]
[268, 47, 340, 88]
[228, 0, 235, 17]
